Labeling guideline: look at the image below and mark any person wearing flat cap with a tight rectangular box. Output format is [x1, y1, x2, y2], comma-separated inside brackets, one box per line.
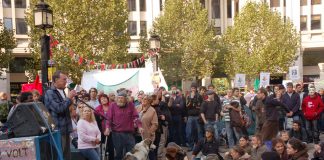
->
[192, 126, 223, 160]
[104, 90, 143, 160]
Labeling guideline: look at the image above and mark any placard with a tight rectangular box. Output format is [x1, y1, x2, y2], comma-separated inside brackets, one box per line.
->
[234, 74, 246, 88]
[0, 138, 36, 160]
[260, 72, 270, 87]
[289, 66, 299, 80]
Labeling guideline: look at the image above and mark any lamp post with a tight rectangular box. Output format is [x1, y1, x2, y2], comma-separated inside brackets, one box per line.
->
[149, 35, 160, 72]
[34, 0, 53, 93]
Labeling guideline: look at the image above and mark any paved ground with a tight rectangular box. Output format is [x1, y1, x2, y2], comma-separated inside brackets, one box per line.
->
[183, 133, 324, 159]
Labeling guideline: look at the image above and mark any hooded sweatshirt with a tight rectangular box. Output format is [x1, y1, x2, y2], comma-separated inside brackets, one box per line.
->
[302, 94, 324, 120]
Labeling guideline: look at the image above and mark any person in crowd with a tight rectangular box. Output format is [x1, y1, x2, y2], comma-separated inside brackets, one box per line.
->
[80, 89, 87, 96]
[88, 88, 100, 108]
[279, 130, 290, 144]
[318, 88, 324, 133]
[232, 87, 247, 107]
[224, 146, 250, 160]
[239, 135, 252, 155]
[168, 85, 185, 145]
[83, 93, 91, 102]
[288, 120, 307, 143]
[295, 84, 307, 125]
[266, 86, 274, 96]
[312, 142, 324, 160]
[199, 86, 208, 100]
[275, 91, 287, 131]
[207, 84, 221, 107]
[221, 89, 235, 148]
[44, 70, 77, 160]
[200, 90, 221, 142]
[95, 94, 114, 160]
[7, 92, 33, 118]
[0, 92, 13, 123]
[108, 92, 116, 103]
[257, 87, 292, 141]
[244, 88, 255, 107]
[301, 86, 324, 144]
[77, 106, 101, 160]
[165, 142, 188, 160]
[250, 134, 267, 160]
[31, 90, 41, 102]
[104, 91, 143, 160]
[282, 82, 301, 126]
[261, 151, 281, 160]
[137, 95, 158, 159]
[272, 138, 289, 160]
[186, 83, 204, 150]
[153, 92, 172, 160]
[192, 126, 223, 160]
[229, 101, 244, 141]
[70, 105, 78, 148]
[287, 138, 308, 160]
[135, 91, 144, 108]
[251, 91, 266, 134]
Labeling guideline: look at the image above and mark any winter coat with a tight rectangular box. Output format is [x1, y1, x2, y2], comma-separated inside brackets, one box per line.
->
[282, 91, 300, 116]
[302, 94, 324, 120]
[288, 149, 309, 160]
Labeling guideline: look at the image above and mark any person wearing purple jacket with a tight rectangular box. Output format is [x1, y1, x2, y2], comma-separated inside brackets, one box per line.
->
[104, 91, 143, 160]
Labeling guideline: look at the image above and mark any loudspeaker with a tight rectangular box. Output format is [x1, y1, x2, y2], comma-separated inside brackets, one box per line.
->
[7, 102, 55, 137]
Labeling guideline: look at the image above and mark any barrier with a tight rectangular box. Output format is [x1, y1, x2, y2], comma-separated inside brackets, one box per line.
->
[0, 131, 63, 160]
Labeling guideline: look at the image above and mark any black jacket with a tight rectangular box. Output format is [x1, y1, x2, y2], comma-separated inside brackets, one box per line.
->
[186, 92, 203, 116]
[192, 138, 219, 156]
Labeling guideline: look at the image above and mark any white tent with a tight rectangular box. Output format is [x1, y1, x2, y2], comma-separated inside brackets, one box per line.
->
[81, 60, 168, 96]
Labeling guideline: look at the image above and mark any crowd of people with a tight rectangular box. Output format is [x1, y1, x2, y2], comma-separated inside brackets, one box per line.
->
[1, 70, 324, 160]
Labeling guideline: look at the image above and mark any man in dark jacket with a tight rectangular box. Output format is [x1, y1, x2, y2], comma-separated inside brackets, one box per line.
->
[192, 126, 222, 160]
[289, 120, 308, 143]
[44, 71, 77, 160]
[186, 83, 203, 150]
[282, 82, 301, 129]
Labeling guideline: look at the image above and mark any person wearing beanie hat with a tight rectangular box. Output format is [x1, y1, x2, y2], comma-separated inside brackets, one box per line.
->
[192, 126, 222, 160]
[185, 82, 203, 150]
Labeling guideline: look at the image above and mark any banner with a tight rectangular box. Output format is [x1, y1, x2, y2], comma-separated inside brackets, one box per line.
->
[289, 66, 299, 80]
[260, 72, 270, 87]
[0, 138, 36, 160]
[97, 71, 139, 95]
[234, 74, 246, 88]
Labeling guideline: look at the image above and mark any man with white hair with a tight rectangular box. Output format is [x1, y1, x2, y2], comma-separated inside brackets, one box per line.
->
[104, 90, 143, 160]
[301, 85, 324, 144]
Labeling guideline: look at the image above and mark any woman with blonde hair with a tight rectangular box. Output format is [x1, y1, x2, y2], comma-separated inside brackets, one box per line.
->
[77, 106, 101, 160]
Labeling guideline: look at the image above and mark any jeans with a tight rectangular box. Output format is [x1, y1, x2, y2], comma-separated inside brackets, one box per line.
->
[233, 127, 243, 141]
[112, 132, 135, 160]
[204, 120, 219, 140]
[169, 115, 183, 145]
[186, 116, 202, 149]
[225, 121, 235, 148]
[79, 148, 100, 160]
[305, 120, 319, 141]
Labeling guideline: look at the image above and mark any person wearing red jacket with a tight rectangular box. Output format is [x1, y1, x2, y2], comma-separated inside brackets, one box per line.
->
[302, 86, 324, 144]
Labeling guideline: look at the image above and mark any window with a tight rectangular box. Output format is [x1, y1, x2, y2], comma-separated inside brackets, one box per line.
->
[300, 16, 307, 31]
[270, 0, 280, 7]
[9, 57, 31, 73]
[311, 0, 321, 4]
[311, 15, 321, 30]
[16, 18, 28, 34]
[212, 0, 220, 19]
[215, 27, 221, 35]
[284, 0, 286, 6]
[15, 0, 26, 8]
[3, 18, 13, 30]
[2, 0, 11, 8]
[160, 0, 163, 11]
[128, 21, 137, 36]
[128, 0, 136, 11]
[140, 21, 147, 36]
[227, 0, 232, 18]
[235, 0, 239, 16]
[140, 0, 146, 11]
[300, 0, 307, 6]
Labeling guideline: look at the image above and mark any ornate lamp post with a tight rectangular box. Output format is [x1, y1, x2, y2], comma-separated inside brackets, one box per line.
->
[34, 0, 53, 93]
[149, 35, 160, 72]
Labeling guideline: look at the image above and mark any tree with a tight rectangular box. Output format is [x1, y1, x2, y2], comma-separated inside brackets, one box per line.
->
[0, 23, 16, 75]
[25, 0, 134, 83]
[151, 0, 219, 83]
[222, 2, 299, 79]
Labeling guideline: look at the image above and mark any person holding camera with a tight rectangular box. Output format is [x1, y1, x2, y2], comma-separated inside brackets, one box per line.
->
[168, 85, 185, 146]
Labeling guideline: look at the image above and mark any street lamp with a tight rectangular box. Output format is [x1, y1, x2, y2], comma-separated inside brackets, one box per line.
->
[34, 0, 53, 93]
[149, 35, 160, 72]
